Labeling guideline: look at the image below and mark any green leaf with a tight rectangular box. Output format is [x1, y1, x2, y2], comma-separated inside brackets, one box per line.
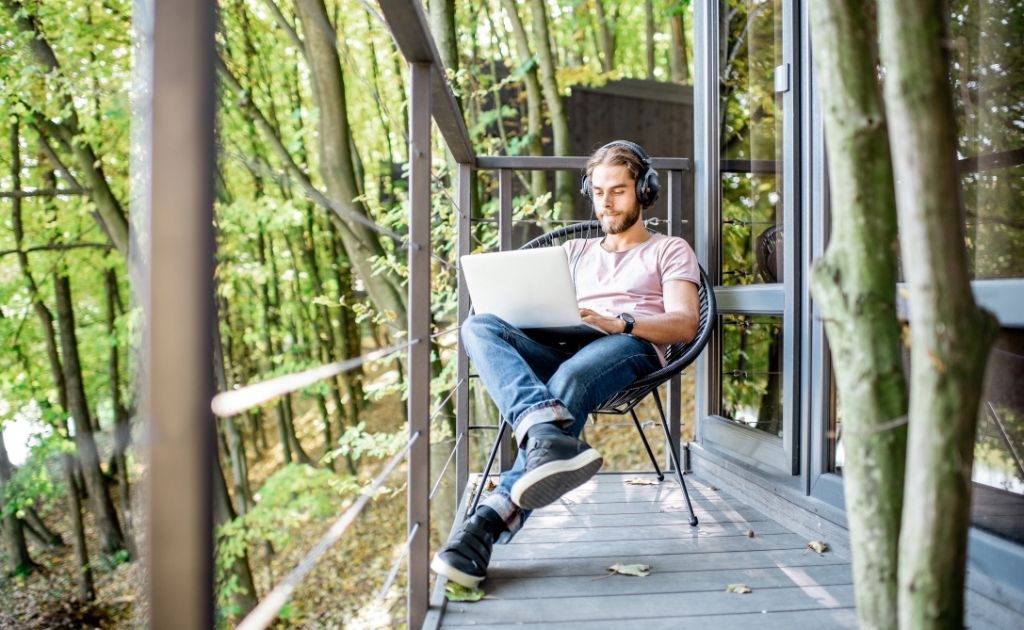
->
[444, 582, 485, 602]
[726, 583, 752, 594]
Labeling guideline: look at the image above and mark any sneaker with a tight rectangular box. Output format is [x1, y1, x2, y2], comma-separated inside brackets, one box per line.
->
[430, 506, 504, 588]
[510, 425, 603, 510]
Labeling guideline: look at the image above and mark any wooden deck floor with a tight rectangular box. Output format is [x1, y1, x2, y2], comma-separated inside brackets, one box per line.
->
[428, 472, 859, 629]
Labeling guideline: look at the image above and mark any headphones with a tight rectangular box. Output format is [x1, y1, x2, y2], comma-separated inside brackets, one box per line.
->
[579, 140, 661, 209]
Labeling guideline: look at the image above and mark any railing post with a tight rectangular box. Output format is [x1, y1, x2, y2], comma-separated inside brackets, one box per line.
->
[496, 169, 516, 471]
[666, 169, 684, 471]
[146, 0, 216, 627]
[407, 62, 432, 629]
[455, 162, 472, 502]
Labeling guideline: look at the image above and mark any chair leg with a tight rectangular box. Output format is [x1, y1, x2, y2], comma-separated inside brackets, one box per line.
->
[630, 409, 664, 481]
[470, 419, 508, 515]
[651, 390, 698, 527]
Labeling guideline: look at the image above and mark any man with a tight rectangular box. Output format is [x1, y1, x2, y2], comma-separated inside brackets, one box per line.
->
[431, 140, 700, 588]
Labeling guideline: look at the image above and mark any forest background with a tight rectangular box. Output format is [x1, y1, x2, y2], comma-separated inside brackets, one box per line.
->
[0, 0, 700, 626]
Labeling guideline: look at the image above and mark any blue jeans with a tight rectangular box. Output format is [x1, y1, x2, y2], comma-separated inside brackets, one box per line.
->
[461, 313, 660, 536]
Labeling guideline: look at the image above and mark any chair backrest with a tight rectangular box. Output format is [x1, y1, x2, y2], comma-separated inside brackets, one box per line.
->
[519, 220, 716, 414]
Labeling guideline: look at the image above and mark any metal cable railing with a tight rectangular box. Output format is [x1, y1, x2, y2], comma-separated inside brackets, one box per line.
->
[210, 341, 414, 417]
[236, 431, 421, 630]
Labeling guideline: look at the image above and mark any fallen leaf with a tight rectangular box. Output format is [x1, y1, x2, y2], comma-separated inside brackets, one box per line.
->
[710, 485, 719, 491]
[726, 583, 752, 594]
[807, 540, 829, 554]
[485, 479, 497, 491]
[606, 562, 651, 577]
[745, 530, 755, 538]
[624, 477, 660, 486]
[444, 583, 485, 602]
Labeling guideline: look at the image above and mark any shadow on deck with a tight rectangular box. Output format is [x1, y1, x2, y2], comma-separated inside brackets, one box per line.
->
[427, 472, 858, 629]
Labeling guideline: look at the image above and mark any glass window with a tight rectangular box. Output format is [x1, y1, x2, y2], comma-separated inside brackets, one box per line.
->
[972, 329, 1024, 544]
[720, 0, 784, 286]
[950, 0, 1024, 280]
[720, 314, 784, 436]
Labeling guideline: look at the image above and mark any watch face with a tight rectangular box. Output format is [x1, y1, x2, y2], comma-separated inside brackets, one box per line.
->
[620, 313, 635, 324]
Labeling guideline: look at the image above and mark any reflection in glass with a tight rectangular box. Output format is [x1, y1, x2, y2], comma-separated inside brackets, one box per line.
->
[719, 0, 784, 287]
[950, 0, 1024, 279]
[972, 330, 1024, 544]
[720, 314, 783, 436]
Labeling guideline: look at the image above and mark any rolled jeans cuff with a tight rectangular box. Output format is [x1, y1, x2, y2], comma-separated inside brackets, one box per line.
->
[513, 401, 573, 447]
[480, 492, 524, 542]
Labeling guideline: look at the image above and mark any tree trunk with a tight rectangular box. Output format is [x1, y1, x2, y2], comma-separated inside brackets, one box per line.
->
[429, 0, 458, 74]
[529, 0, 573, 213]
[808, 2, 909, 626]
[0, 431, 36, 576]
[876, 1, 1000, 627]
[53, 272, 126, 556]
[104, 269, 136, 559]
[1, 0, 130, 256]
[499, 0, 546, 197]
[593, 0, 615, 72]
[292, 0, 406, 326]
[61, 451, 95, 600]
[644, 0, 655, 79]
[670, 9, 690, 84]
[213, 447, 258, 619]
[23, 506, 63, 549]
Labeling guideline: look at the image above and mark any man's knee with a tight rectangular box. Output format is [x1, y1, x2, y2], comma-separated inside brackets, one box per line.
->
[461, 313, 506, 346]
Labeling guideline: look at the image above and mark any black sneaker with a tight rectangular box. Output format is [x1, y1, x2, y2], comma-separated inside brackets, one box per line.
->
[430, 506, 504, 588]
[510, 425, 603, 510]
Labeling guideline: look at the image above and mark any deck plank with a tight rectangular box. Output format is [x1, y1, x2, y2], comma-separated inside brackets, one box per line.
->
[434, 472, 1020, 629]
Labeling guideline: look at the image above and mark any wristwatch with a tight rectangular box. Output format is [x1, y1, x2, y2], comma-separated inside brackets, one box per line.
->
[618, 312, 635, 335]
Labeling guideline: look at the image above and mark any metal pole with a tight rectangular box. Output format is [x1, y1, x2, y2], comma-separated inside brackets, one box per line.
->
[407, 62, 432, 629]
[666, 169, 684, 471]
[455, 162, 472, 502]
[146, 0, 216, 627]
[497, 168, 515, 471]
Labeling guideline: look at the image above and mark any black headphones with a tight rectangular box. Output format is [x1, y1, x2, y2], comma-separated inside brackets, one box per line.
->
[580, 140, 661, 209]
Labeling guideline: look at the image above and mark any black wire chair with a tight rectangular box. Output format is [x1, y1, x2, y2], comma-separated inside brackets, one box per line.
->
[469, 220, 717, 526]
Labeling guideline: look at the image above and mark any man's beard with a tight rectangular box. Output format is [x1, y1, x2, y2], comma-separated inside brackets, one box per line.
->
[601, 205, 641, 235]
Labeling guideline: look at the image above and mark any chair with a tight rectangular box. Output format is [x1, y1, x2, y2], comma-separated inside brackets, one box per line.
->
[469, 220, 717, 526]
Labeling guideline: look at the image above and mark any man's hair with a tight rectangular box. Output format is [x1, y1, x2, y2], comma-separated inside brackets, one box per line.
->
[585, 143, 644, 183]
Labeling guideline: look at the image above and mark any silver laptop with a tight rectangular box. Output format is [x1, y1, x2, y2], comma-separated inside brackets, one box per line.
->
[460, 247, 606, 342]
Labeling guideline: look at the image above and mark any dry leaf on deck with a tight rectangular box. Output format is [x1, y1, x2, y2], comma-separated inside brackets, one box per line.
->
[607, 562, 651, 577]
[745, 530, 755, 538]
[445, 582, 485, 602]
[624, 477, 660, 486]
[726, 583, 752, 594]
[807, 540, 829, 554]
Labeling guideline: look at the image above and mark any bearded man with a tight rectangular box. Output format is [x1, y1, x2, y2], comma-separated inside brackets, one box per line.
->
[431, 140, 700, 588]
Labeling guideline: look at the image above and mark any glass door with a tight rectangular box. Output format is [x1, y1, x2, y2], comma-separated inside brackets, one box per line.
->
[697, 0, 800, 474]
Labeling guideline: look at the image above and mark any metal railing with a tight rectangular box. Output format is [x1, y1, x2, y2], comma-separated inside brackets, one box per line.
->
[144, 1, 689, 628]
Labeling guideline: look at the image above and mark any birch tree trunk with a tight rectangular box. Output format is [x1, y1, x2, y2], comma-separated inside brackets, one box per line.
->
[808, 2, 908, 626]
[876, 1, 1000, 626]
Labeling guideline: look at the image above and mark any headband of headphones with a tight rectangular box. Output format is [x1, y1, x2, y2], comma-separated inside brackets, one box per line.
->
[580, 140, 661, 208]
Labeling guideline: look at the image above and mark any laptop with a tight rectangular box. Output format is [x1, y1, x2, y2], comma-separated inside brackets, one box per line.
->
[460, 247, 607, 345]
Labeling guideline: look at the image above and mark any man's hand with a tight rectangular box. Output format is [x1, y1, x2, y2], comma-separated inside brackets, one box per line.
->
[580, 308, 625, 334]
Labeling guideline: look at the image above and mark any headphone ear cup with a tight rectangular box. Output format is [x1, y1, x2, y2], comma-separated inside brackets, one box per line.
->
[642, 169, 661, 207]
[580, 175, 590, 198]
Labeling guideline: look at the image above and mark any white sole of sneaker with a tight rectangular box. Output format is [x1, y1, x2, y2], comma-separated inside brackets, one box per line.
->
[510, 449, 603, 510]
[430, 553, 485, 589]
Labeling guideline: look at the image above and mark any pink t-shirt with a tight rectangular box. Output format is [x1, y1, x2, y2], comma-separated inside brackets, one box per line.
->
[563, 233, 699, 365]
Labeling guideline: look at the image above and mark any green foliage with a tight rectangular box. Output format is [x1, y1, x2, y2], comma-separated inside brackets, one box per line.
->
[1, 427, 69, 520]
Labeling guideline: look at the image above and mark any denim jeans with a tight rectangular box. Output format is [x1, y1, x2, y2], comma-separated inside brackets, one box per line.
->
[461, 313, 661, 537]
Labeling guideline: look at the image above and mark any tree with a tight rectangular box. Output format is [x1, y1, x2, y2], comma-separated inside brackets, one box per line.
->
[809, 2, 908, 625]
[876, 1, 1000, 625]
[812, 0, 1003, 627]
